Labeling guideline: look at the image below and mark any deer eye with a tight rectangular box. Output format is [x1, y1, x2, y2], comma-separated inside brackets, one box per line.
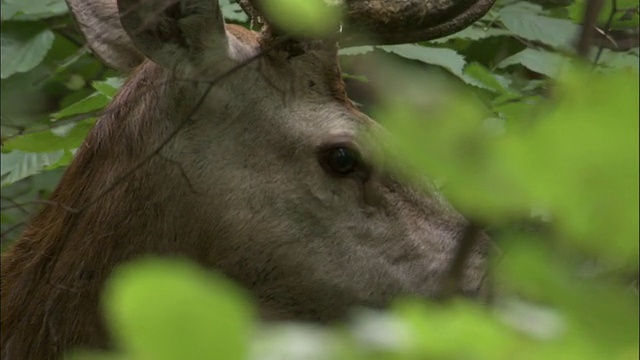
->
[320, 146, 360, 176]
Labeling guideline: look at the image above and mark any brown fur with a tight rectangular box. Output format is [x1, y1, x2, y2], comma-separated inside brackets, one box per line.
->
[1, 1, 491, 359]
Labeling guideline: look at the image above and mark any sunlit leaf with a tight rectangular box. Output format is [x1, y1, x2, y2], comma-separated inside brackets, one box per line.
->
[501, 67, 639, 264]
[104, 258, 254, 360]
[2, 118, 95, 152]
[394, 299, 523, 359]
[92, 77, 124, 99]
[52, 94, 109, 120]
[260, 0, 343, 37]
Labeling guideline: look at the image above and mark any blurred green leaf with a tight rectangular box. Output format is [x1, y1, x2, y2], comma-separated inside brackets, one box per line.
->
[103, 258, 254, 360]
[597, 49, 640, 72]
[394, 299, 522, 359]
[1, 0, 68, 21]
[260, 0, 343, 37]
[1, 21, 55, 79]
[498, 48, 570, 77]
[497, 241, 639, 359]
[500, 67, 639, 264]
[379, 63, 638, 266]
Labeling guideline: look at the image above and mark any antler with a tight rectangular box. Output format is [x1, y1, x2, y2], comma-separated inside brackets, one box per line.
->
[342, 0, 497, 45]
[64, 0, 145, 71]
[245, 0, 496, 46]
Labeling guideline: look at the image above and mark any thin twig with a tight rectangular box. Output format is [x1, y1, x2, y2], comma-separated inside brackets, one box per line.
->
[0, 196, 31, 215]
[0, 40, 285, 244]
[75, 45, 278, 214]
[576, 0, 606, 58]
[593, 0, 619, 66]
[1, 112, 101, 143]
[0, 222, 26, 240]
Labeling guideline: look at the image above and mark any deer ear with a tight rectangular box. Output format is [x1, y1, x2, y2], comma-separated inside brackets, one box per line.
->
[65, 0, 145, 72]
[117, 0, 229, 70]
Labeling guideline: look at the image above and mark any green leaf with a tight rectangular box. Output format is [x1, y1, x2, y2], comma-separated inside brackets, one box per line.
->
[52, 94, 110, 120]
[463, 62, 513, 94]
[219, 0, 248, 22]
[44, 149, 76, 170]
[1, 150, 65, 186]
[380, 45, 515, 92]
[260, 0, 343, 37]
[378, 44, 467, 78]
[1, 0, 68, 21]
[378, 63, 638, 265]
[92, 77, 124, 99]
[394, 299, 521, 358]
[497, 242, 639, 357]
[104, 258, 254, 360]
[597, 49, 640, 73]
[497, 48, 570, 77]
[342, 73, 369, 82]
[499, 3, 582, 49]
[2, 118, 95, 153]
[1, 21, 55, 79]
[54, 47, 90, 76]
[505, 67, 640, 264]
[492, 95, 541, 122]
[431, 25, 512, 43]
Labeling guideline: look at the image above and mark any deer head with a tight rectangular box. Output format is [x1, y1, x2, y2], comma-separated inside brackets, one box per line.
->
[1, 0, 496, 358]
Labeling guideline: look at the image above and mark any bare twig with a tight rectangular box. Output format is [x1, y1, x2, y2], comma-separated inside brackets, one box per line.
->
[576, 0, 606, 58]
[0, 196, 31, 215]
[593, 0, 619, 66]
[0, 222, 27, 240]
[2, 111, 100, 143]
[0, 38, 285, 245]
[75, 45, 279, 214]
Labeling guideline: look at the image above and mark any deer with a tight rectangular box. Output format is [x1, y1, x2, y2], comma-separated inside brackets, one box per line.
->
[1, 0, 497, 358]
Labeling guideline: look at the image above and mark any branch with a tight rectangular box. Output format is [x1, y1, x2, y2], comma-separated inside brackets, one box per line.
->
[576, 0, 606, 58]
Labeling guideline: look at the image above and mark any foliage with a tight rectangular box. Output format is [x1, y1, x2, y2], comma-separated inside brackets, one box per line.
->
[1, 0, 638, 359]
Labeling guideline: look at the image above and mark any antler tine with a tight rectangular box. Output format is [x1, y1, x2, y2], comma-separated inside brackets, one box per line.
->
[341, 0, 497, 46]
[243, 0, 496, 46]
